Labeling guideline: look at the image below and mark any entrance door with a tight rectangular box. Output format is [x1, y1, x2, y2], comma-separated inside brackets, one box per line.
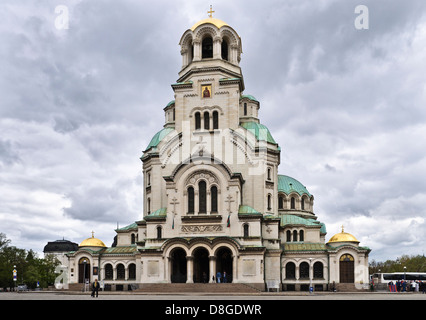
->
[193, 247, 209, 283]
[339, 254, 355, 283]
[78, 258, 91, 284]
[216, 247, 233, 283]
[171, 248, 187, 283]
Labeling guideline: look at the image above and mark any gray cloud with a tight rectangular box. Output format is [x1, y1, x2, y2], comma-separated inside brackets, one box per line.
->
[1, 0, 425, 262]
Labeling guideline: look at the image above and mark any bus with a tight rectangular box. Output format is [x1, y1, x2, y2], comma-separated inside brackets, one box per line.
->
[371, 272, 426, 290]
[372, 272, 426, 283]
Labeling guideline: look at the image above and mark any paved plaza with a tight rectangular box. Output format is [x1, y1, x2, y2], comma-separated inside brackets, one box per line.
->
[1, 291, 425, 300]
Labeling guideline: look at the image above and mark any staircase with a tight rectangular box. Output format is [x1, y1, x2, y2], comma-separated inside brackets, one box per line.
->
[135, 283, 261, 294]
[335, 283, 366, 292]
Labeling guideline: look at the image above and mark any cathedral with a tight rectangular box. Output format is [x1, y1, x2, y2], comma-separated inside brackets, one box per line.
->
[53, 11, 371, 292]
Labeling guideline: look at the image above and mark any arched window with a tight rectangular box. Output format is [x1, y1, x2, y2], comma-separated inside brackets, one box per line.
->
[299, 230, 304, 242]
[244, 103, 247, 116]
[291, 197, 296, 209]
[189, 44, 194, 64]
[286, 230, 291, 242]
[301, 198, 305, 210]
[204, 112, 210, 130]
[131, 233, 136, 244]
[202, 36, 213, 59]
[187, 187, 194, 214]
[285, 262, 296, 279]
[299, 262, 309, 279]
[278, 196, 284, 209]
[157, 226, 162, 239]
[293, 230, 298, 242]
[199, 181, 207, 214]
[213, 111, 219, 129]
[267, 168, 271, 180]
[221, 39, 229, 61]
[147, 198, 151, 215]
[117, 264, 125, 280]
[105, 264, 113, 280]
[195, 112, 201, 130]
[313, 262, 323, 279]
[243, 224, 249, 238]
[267, 194, 272, 211]
[129, 263, 136, 280]
[211, 186, 218, 213]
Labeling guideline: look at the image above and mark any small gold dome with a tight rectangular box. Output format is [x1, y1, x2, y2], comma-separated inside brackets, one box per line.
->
[79, 232, 106, 248]
[190, 17, 229, 31]
[328, 226, 360, 244]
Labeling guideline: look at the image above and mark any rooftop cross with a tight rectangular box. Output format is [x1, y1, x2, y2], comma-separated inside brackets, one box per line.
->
[207, 5, 215, 18]
[91, 230, 95, 238]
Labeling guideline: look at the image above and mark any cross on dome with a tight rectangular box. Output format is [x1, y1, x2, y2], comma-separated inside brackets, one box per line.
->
[207, 5, 215, 18]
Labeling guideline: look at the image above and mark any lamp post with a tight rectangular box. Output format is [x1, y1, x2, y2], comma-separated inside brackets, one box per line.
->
[404, 266, 406, 281]
[13, 265, 17, 291]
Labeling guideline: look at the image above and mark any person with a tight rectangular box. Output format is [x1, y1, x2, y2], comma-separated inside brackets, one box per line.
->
[202, 272, 207, 284]
[216, 271, 222, 283]
[91, 279, 100, 298]
[223, 271, 227, 283]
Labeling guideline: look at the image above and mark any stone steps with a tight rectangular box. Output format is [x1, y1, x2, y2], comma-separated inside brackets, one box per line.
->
[335, 283, 365, 292]
[135, 283, 261, 293]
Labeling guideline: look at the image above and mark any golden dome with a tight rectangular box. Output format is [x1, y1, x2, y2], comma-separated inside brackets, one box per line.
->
[190, 17, 229, 31]
[79, 232, 106, 248]
[327, 226, 360, 244]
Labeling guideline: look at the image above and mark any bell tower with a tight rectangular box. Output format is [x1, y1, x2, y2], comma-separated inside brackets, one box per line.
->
[172, 9, 245, 133]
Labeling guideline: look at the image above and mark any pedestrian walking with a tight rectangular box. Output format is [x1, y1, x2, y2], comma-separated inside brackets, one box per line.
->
[91, 279, 100, 298]
[216, 271, 222, 283]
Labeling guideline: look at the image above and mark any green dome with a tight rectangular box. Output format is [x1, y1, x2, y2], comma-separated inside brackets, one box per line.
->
[145, 127, 175, 151]
[240, 95, 259, 103]
[278, 175, 311, 197]
[240, 122, 277, 145]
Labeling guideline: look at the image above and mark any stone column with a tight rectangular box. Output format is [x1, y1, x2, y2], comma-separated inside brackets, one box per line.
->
[209, 256, 216, 283]
[194, 191, 199, 215]
[193, 40, 201, 61]
[181, 48, 188, 69]
[213, 36, 222, 60]
[186, 256, 194, 283]
[232, 255, 237, 283]
[207, 190, 211, 215]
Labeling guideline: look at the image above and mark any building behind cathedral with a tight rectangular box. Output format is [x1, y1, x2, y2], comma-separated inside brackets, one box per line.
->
[46, 12, 371, 292]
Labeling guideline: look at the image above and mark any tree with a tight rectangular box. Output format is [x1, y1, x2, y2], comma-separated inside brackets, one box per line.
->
[0, 234, 60, 290]
[369, 254, 426, 274]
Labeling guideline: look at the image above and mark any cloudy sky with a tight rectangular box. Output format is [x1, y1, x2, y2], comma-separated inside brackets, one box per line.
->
[1, 0, 425, 262]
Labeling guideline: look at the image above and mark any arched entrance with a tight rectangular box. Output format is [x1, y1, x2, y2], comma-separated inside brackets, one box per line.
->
[339, 254, 355, 283]
[171, 248, 187, 283]
[216, 247, 233, 283]
[193, 247, 209, 283]
[78, 257, 90, 284]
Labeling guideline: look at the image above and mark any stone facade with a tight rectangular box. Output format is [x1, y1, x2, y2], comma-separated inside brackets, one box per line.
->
[56, 15, 371, 292]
